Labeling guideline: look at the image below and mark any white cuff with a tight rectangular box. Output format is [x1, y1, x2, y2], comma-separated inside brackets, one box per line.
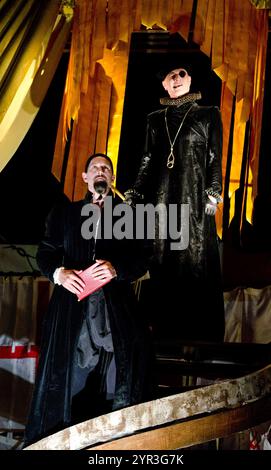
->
[207, 195, 217, 204]
[53, 267, 64, 285]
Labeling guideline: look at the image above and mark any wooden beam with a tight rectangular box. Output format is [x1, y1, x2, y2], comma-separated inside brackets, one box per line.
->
[25, 364, 271, 450]
[89, 394, 271, 450]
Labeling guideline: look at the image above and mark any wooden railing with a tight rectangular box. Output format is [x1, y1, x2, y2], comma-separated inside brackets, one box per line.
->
[25, 342, 271, 450]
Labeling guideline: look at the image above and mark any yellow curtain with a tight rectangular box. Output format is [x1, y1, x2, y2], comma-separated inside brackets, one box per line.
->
[0, 0, 72, 172]
[52, 0, 141, 201]
[249, 0, 271, 7]
[215, 2, 268, 231]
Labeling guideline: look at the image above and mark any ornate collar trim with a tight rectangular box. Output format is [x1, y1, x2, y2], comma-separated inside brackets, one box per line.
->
[160, 92, 202, 107]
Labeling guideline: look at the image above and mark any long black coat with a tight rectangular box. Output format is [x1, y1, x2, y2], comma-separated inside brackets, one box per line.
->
[24, 193, 153, 445]
[133, 96, 225, 341]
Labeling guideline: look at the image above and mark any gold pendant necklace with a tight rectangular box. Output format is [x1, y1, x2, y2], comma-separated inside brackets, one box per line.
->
[165, 104, 194, 169]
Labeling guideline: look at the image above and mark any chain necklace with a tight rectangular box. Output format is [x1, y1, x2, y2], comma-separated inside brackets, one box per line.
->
[165, 104, 194, 169]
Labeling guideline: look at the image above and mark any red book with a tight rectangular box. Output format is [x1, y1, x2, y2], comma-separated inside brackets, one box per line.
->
[76, 263, 114, 301]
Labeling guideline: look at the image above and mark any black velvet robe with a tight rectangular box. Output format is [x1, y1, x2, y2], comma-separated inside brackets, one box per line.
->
[24, 193, 153, 445]
[133, 96, 225, 342]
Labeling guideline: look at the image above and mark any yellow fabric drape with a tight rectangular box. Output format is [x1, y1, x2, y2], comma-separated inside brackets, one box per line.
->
[216, 2, 268, 229]
[250, 11, 268, 201]
[0, 0, 38, 92]
[62, 62, 113, 201]
[198, 0, 268, 231]
[201, 0, 216, 58]
[249, 0, 271, 7]
[53, 0, 141, 200]
[194, 0, 208, 45]
[0, 0, 72, 173]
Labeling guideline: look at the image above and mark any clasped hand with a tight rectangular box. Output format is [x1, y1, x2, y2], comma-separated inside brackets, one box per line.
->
[58, 259, 116, 295]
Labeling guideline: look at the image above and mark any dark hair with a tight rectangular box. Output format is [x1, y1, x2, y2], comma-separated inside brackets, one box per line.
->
[84, 153, 114, 172]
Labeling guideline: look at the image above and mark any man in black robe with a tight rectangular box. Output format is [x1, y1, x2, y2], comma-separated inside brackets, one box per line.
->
[125, 62, 225, 343]
[24, 154, 153, 446]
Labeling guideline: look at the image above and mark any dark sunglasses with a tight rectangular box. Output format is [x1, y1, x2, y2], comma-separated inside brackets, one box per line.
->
[169, 70, 188, 80]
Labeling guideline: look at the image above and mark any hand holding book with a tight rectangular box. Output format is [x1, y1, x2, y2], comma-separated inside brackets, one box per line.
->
[76, 260, 116, 301]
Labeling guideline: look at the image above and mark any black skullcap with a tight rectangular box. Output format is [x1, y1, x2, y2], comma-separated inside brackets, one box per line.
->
[84, 153, 113, 172]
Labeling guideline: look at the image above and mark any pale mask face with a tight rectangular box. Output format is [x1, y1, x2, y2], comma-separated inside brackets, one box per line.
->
[162, 68, 191, 98]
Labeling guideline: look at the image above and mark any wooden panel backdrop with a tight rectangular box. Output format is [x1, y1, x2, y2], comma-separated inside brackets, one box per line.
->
[50, 0, 269, 237]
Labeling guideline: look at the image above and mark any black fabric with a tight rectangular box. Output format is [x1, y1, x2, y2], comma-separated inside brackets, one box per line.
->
[71, 348, 114, 425]
[24, 194, 154, 446]
[132, 98, 225, 342]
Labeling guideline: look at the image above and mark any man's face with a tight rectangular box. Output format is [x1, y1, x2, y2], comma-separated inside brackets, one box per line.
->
[162, 68, 191, 98]
[82, 157, 115, 197]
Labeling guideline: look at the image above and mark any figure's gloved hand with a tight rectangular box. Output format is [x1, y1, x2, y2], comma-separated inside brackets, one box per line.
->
[124, 189, 144, 206]
[205, 196, 217, 216]
[124, 189, 134, 206]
